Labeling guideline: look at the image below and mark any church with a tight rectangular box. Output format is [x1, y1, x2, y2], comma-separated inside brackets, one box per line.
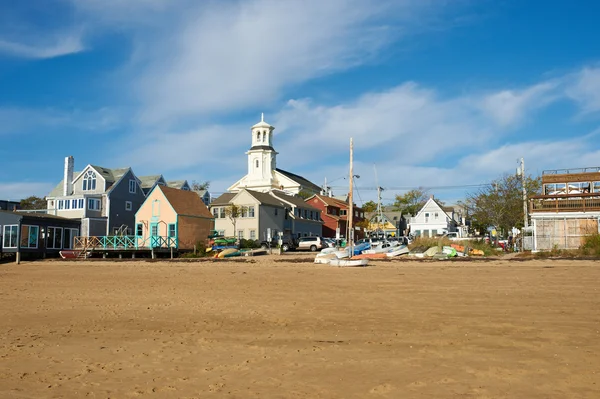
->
[228, 115, 322, 195]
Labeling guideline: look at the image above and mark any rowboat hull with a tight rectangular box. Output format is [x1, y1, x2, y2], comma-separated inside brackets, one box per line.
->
[328, 258, 369, 267]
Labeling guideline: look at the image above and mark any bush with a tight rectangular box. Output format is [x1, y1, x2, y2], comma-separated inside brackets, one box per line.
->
[580, 234, 600, 256]
[239, 239, 260, 249]
[409, 236, 496, 256]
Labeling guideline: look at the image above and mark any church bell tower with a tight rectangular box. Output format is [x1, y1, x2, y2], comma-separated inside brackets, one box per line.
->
[246, 113, 278, 189]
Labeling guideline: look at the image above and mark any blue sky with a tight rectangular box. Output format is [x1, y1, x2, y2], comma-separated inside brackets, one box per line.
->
[1, 0, 600, 205]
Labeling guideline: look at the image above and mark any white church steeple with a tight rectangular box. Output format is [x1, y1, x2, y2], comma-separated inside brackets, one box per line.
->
[245, 114, 278, 188]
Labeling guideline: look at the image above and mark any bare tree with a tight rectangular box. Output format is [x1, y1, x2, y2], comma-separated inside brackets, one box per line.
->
[191, 180, 210, 191]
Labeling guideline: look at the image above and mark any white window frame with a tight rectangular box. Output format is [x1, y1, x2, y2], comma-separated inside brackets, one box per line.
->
[63, 228, 79, 249]
[248, 206, 255, 217]
[129, 179, 137, 194]
[3, 225, 18, 248]
[82, 170, 97, 191]
[125, 201, 132, 211]
[20, 225, 39, 249]
[88, 198, 101, 211]
[249, 230, 256, 240]
[64, 199, 70, 210]
[58, 200, 64, 210]
[237, 230, 244, 239]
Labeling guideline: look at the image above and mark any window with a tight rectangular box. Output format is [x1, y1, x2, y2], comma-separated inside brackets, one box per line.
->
[47, 227, 63, 249]
[237, 230, 244, 239]
[248, 206, 255, 217]
[275, 208, 278, 216]
[58, 200, 64, 210]
[434, 212, 439, 219]
[82, 170, 97, 191]
[78, 199, 84, 209]
[20, 225, 39, 248]
[64, 200, 70, 210]
[594, 182, 600, 193]
[256, 160, 259, 168]
[3, 225, 18, 248]
[309, 211, 313, 220]
[136, 223, 143, 236]
[151, 225, 158, 236]
[88, 198, 101, 211]
[340, 210, 346, 216]
[125, 201, 132, 211]
[250, 230, 256, 240]
[129, 179, 137, 194]
[545, 183, 566, 195]
[241, 207, 248, 218]
[168, 224, 176, 237]
[220, 208, 225, 218]
[212, 208, 219, 218]
[63, 228, 78, 249]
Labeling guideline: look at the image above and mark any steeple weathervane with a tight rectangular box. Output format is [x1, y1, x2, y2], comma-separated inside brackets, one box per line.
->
[261, 112, 264, 122]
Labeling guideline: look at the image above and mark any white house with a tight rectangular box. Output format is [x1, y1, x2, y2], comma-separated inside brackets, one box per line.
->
[227, 114, 322, 195]
[409, 196, 459, 238]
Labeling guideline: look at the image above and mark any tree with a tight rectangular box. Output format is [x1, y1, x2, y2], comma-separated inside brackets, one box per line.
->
[20, 195, 46, 210]
[191, 180, 210, 191]
[362, 200, 377, 212]
[224, 204, 245, 238]
[464, 173, 541, 237]
[393, 188, 429, 216]
[297, 190, 313, 200]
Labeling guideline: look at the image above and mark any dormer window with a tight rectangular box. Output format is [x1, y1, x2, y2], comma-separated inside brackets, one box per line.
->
[82, 170, 97, 191]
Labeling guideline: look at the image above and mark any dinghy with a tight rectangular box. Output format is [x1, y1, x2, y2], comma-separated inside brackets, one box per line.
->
[385, 244, 409, 258]
[328, 258, 369, 267]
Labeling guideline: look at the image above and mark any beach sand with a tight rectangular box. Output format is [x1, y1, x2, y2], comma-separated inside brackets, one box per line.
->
[1, 255, 599, 398]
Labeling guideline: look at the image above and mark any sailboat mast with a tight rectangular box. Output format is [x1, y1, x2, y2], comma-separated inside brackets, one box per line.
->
[348, 138, 354, 246]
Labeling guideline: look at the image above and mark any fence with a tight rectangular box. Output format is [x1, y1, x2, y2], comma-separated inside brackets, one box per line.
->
[533, 217, 599, 251]
[74, 235, 178, 250]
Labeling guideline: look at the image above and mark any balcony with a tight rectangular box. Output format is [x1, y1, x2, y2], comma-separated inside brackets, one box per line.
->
[530, 193, 600, 213]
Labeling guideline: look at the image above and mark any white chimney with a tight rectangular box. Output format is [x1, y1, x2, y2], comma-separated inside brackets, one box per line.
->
[63, 156, 74, 196]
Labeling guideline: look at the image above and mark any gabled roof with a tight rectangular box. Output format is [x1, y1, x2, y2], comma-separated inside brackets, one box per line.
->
[270, 190, 319, 210]
[210, 193, 236, 206]
[308, 194, 345, 208]
[158, 186, 213, 218]
[244, 190, 284, 207]
[167, 180, 190, 190]
[47, 171, 82, 197]
[276, 168, 321, 193]
[415, 197, 453, 220]
[88, 165, 130, 185]
[138, 175, 164, 189]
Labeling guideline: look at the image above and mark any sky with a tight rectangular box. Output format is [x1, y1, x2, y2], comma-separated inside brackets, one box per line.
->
[1, 0, 600, 205]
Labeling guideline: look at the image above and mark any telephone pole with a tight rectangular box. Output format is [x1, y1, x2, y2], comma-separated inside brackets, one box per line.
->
[521, 157, 528, 229]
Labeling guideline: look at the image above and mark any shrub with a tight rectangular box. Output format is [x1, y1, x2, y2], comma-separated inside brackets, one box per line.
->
[239, 239, 260, 249]
[580, 233, 600, 256]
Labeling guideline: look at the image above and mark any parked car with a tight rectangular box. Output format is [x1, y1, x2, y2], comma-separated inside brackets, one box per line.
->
[323, 238, 336, 248]
[259, 235, 297, 252]
[297, 236, 326, 252]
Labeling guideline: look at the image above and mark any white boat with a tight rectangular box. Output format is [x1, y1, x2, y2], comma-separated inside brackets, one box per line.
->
[314, 252, 339, 264]
[385, 244, 409, 257]
[362, 241, 397, 254]
[328, 258, 369, 267]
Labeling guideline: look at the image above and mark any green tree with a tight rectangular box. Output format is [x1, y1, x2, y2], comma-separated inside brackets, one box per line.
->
[224, 204, 245, 238]
[20, 195, 46, 210]
[297, 190, 314, 200]
[464, 173, 541, 236]
[191, 180, 210, 191]
[393, 188, 429, 216]
[361, 200, 377, 212]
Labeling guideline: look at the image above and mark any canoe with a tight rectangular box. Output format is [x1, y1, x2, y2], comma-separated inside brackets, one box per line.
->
[314, 253, 339, 264]
[217, 248, 240, 258]
[328, 258, 369, 267]
[424, 246, 441, 257]
[386, 245, 409, 258]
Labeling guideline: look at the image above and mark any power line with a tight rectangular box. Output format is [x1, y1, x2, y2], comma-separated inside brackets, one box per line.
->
[329, 183, 491, 191]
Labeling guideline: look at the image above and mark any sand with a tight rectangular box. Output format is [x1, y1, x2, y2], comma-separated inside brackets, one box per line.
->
[1, 255, 599, 398]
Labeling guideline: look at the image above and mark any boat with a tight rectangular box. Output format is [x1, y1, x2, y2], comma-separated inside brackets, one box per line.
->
[59, 250, 81, 259]
[216, 248, 240, 258]
[385, 245, 409, 257]
[314, 252, 339, 264]
[424, 246, 441, 257]
[328, 258, 369, 267]
[352, 253, 387, 260]
[362, 241, 397, 254]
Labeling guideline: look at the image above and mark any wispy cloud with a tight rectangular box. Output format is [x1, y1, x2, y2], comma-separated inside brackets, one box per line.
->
[566, 66, 600, 114]
[0, 182, 54, 200]
[0, 34, 84, 59]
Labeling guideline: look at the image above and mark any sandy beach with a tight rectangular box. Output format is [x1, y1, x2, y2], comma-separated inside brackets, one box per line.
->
[1, 255, 599, 398]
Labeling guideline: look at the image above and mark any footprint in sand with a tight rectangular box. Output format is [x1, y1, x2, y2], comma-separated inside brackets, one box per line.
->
[369, 383, 395, 394]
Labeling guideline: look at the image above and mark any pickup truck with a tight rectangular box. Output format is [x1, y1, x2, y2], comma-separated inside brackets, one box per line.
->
[259, 236, 297, 252]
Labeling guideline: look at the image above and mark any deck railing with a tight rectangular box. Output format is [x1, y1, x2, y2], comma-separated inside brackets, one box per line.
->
[74, 235, 178, 250]
[529, 193, 600, 213]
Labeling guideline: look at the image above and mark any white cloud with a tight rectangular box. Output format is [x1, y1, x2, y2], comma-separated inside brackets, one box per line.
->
[479, 81, 559, 127]
[566, 66, 600, 114]
[0, 34, 84, 59]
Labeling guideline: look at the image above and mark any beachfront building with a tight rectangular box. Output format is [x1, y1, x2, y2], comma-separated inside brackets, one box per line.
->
[135, 185, 214, 250]
[529, 167, 600, 251]
[365, 207, 408, 237]
[210, 189, 322, 241]
[305, 194, 366, 240]
[0, 210, 81, 260]
[227, 115, 322, 196]
[409, 196, 459, 238]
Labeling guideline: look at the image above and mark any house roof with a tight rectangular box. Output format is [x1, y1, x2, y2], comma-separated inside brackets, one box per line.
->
[158, 186, 213, 218]
[89, 165, 129, 185]
[47, 171, 82, 197]
[0, 209, 80, 222]
[138, 175, 163, 189]
[270, 190, 319, 210]
[210, 193, 236, 206]
[244, 190, 284, 207]
[276, 168, 321, 193]
[167, 180, 189, 190]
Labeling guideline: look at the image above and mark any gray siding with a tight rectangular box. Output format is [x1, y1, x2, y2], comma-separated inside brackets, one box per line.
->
[108, 170, 146, 234]
[258, 204, 286, 240]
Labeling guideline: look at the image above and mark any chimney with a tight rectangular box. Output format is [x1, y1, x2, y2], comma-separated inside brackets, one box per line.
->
[63, 156, 74, 196]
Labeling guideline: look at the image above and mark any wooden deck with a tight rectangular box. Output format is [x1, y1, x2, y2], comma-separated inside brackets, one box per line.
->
[530, 193, 600, 213]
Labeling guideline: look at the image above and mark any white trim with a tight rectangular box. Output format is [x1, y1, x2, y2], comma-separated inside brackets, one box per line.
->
[129, 179, 137, 194]
[2, 224, 18, 248]
[46, 226, 64, 249]
[125, 201, 132, 211]
[21, 224, 39, 249]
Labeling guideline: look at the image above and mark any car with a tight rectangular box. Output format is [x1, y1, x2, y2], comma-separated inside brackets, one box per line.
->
[259, 235, 297, 252]
[323, 238, 336, 248]
[297, 236, 326, 252]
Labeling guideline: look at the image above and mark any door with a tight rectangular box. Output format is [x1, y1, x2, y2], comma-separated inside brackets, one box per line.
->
[150, 223, 159, 247]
